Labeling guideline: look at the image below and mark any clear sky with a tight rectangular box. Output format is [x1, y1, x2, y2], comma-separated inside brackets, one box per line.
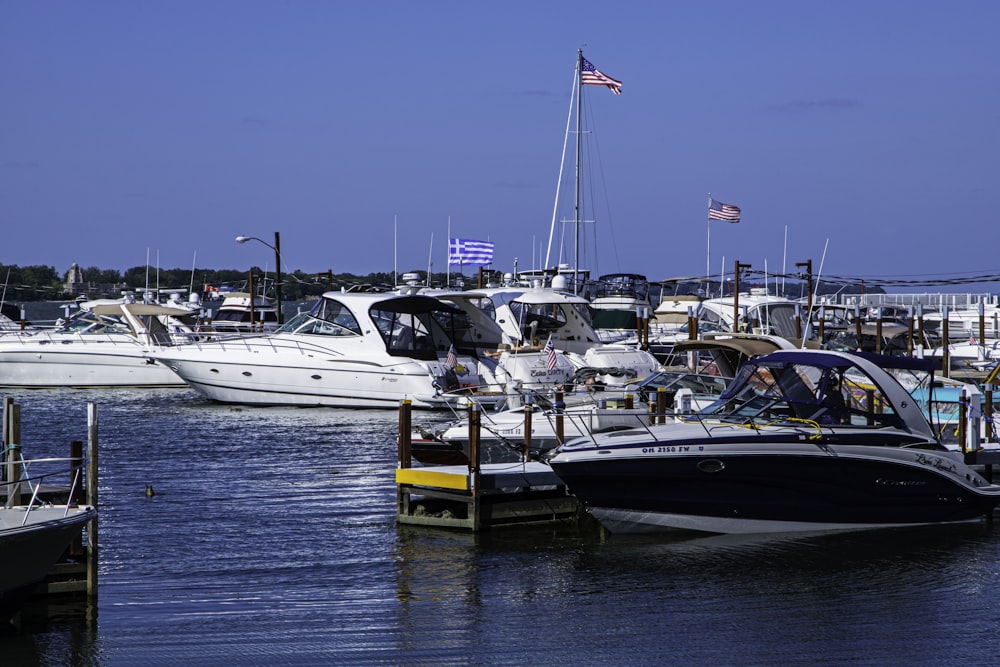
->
[3, 1, 998, 292]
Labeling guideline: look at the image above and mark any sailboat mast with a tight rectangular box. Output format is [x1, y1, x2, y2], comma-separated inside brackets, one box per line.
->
[573, 49, 584, 295]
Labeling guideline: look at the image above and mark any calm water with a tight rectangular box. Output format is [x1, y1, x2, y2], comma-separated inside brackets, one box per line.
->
[2, 389, 1000, 666]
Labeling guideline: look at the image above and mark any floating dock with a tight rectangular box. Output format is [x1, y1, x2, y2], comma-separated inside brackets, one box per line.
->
[395, 400, 584, 532]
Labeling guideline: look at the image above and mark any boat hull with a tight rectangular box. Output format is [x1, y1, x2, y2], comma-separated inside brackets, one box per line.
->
[0, 506, 96, 621]
[550, 441, 1000, 534]
[153, 343, 457, 409]
[0, 347, 186, 388]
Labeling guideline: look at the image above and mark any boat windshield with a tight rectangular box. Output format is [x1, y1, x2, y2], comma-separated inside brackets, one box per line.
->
[59, 313, 130, 335]
[278, 298, 362, 336]
[369, 308, 451, 361]
[699, 358, 904, 428]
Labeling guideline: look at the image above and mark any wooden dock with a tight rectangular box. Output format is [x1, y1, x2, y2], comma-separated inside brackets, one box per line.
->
[2, 397, 99, 615]
[395, 400, 585, 532]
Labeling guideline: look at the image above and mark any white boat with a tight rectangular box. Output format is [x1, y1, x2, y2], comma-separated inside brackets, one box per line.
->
[589, 273, 652, 343]
[411, 371, 727, 466]
[548, 349, 1000, 535]
[205, 292, 280, 333]
[410, 332, 792, 465]
[1, 455, 96, 622]
[697, 288, 803, 339]
[148, 291, 474, 408]
[0, 300, 203, 388]
[474, 282, 662, 388]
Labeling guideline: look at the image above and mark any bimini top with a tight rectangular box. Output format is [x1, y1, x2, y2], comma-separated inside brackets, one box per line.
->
[704, 349, 936, 439]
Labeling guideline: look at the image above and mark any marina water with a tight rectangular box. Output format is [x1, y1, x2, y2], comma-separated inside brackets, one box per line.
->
[4, 388, 1000, 665]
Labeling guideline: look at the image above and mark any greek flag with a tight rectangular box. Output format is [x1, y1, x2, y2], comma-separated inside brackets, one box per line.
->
[449, 238, 494, 266]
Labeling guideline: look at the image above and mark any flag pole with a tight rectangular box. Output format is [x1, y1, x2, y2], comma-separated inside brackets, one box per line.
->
[706, 193, 712, 298]
[446, 216, 451, 288]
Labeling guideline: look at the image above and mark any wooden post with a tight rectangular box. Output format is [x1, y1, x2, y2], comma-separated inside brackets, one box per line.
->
[554, 391, 565, 446]
[643, 307, 650, 349]
[69, 440, 85, 556]
[854, 303, 862, 351]
[917, 304, 925, 354]
[468, 404, 481, 530]
[958, 389, 968, 454]
[396, 400, 412, 517]
[523, 396, 533, 460]
[942, 312, 950, 379]
[4, 399, 21, 507]
[876, 318, 883, 354]
[985, 385, 995, 444]
[86, 403, 99, 601]
[657, 387, 668, 425]
[906, 306, 914, 356]
[687, 307, 698, 341]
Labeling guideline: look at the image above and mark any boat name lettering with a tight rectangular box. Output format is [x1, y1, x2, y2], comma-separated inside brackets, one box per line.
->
[641, 446, 691, 454]
[913, 453, 959, 474]
[875, 478, 927, 487]
[529, 369, 561, 378]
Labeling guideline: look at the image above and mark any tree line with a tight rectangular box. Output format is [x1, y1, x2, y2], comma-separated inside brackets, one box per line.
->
[0, 263, 438, 302]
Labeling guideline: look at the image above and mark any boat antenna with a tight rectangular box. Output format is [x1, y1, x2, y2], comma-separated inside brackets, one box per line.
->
[426, 232, 434, 287]
[189, 251, 196, 296]
[782, 225, 788, 296]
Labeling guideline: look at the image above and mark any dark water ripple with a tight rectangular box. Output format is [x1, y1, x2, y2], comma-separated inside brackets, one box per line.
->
[3, 387, 1000, 665]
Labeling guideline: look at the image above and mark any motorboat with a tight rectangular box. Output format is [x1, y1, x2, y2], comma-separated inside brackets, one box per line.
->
[696, 288, 802, 339]
[148, 291, 473, 408]
[1, 454, 96, 622]
[410, 332, 792, 465]
[0, 300, 203, 387]
[473, 282, 662, 388]
[547, 349, 1000, 535]
[410, 369, 728, 466]
[418, 288, 577, 394]
[588, 273, 652, 343]
[205, 291, 281, 333]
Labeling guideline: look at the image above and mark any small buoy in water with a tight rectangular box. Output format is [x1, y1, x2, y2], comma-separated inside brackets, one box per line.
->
[145, 484, 155, 498]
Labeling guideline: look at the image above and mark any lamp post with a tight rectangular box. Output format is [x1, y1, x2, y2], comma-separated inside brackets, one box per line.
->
[236, 232, 283, 325]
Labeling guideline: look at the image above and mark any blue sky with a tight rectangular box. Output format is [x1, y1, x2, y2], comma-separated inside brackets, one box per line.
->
[3, 1, 998, 292]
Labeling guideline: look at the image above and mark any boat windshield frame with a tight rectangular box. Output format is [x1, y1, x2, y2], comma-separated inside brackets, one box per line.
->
[699, 352, 910, 429]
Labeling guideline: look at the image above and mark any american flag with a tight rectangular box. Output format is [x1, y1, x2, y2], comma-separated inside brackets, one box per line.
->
[445, 344, 458, 369]
[708, 197, 741, 223]
[969, 332, 977, 346]
[544, 336, 558, 371]
[581, 57, 622, 95]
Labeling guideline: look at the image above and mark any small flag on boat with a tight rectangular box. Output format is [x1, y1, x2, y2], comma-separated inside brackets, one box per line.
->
[445, 344, 458, 369]
[708, 197, 741, 223]
[581, 57, 622, 95]
[448, 238, 494, 266]
[544, 335, 558, 371]
[969, 332, 977, 346]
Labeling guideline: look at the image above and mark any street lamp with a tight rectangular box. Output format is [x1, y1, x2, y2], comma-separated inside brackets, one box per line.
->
[236, 232, 283, 325]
